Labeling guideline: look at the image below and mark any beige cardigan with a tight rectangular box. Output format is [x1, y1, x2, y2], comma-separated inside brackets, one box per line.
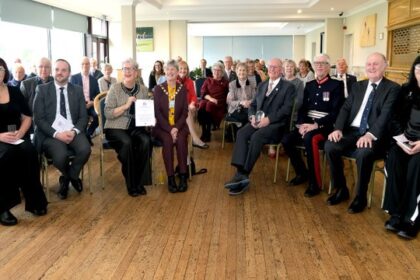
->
[104, 82, 150, 129]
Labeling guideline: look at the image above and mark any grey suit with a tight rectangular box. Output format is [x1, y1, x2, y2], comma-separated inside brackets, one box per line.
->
[325, 77, 400, 199]
[231, 78, 296, 173]
[33, 81, 91, 180]
[20, 76, 54, 114]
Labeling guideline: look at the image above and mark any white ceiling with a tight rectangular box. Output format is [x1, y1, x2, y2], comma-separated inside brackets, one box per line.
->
[34, 0, 385, 35]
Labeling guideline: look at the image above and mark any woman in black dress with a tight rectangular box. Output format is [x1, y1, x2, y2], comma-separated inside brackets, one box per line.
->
[383, 55, 420, 239]
[0, 58, 48, 226]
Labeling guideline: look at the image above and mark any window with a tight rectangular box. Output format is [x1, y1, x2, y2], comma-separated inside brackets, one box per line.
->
[0, 21, 48, 71]
[50, 28, 85, 72]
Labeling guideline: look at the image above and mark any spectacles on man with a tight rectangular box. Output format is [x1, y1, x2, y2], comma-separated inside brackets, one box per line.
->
[268, 65, 280, 69]
[313, 61, 329, 66]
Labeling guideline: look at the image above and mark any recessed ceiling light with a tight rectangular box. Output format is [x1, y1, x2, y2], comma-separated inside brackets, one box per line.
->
[297, 9, 302, 14]
[330, 7, 335, 11]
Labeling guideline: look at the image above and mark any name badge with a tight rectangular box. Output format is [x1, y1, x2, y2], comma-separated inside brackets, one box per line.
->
[323, 91, 330, 101]
[169, 100, 175, 108]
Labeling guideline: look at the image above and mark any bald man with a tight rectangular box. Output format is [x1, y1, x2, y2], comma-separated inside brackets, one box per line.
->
[21, 57, 54, 115]
[325, 52, 400, 213]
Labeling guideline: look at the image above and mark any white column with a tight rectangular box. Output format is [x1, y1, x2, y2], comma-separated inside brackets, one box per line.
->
[121, 5, 137, 60]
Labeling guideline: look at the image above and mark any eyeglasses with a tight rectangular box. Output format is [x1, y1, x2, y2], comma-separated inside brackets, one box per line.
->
[268, 65, 280, 69]
[0, 66, 5, 72]
[313, 61, 329, 66]
[415, 64, 420, 71]
[122, 67, 135, 72]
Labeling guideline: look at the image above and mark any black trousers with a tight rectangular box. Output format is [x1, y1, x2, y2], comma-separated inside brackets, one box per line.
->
[42, 133, 91, 181]
[0, 140, 47, 213]
[231, 123, 284, 173]
[87, 106, 99, 137]
[105, 128, 152, 192]
[324, 129, 385, 199]
[282, 128, 329, 188]
[383, 144, 420, 223]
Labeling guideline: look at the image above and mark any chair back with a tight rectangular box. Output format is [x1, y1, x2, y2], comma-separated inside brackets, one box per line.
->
[93, 91, 109, 148]
[194, 78, 206, 99]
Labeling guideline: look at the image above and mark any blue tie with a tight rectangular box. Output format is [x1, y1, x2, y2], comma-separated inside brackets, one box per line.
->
[359, 83, 377, 135]
[59, 87, 67, 118]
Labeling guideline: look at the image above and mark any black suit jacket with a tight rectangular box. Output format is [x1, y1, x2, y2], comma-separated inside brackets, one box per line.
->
[333, 73, 357, 96]
[20, 76, 54, 114]
[249, 78, 296, 129]
[335, 77, 400, 139]
[33, 82, 88, 152]
[70, 73, 100, 101]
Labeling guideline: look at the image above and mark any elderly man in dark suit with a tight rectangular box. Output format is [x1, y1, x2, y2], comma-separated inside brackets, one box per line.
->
[333, 58, 357, 98]
[325, 52, 400, 213]
[70, 56, 100, 145]
[225, 58, 296, 195]
[224, 56, 237, 82]
[20, 57, 54, 115]
[33, 59, 91, 200]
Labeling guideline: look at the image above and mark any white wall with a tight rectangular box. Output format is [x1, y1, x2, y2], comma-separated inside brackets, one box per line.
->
[305, 26, 324, 61]
[325, 18, 344, 62]
[343, 2, 388, 71]
[109, 20, 189, 85]
[187, 36, 203, 70]
[293, 35, 305, 62]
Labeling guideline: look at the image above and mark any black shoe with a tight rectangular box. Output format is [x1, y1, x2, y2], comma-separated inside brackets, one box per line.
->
[327, 187, 350, 205]
[0, 210, 18, 226]
[57, 176, 69, 200]
[70, 178, 83, 193]
[137, 185, 147, 195]
[28, 208, 47, 216]
[288, 174, 308, 186]
[128, 190, 141, 197]
[385, 215, 402, 233]
[168, 176, 178, 193]
[178, 174, 188, 192]
[304, 184, 321, 197]
[348, 196, 367, 214]
[397, 222, 418, 240]
[88, 136, 94, 146]
[192, 142, 209, 149]
[228, 181, 250, 196]
[224, 173, 250, 189]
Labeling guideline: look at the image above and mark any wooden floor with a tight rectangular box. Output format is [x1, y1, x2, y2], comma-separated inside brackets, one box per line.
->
[1, 130, 420, 280]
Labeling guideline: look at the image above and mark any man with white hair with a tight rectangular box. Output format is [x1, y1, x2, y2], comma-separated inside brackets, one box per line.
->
[21, 57, 54, 115]
[325, 52, 400, 213]
[225, 58, 296, 195]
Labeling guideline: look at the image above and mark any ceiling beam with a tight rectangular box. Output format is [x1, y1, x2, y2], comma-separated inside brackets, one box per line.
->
[144, 0, 162, 9]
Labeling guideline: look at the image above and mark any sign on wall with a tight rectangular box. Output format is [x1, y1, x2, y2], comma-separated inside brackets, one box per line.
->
[136, 27, 154, 52]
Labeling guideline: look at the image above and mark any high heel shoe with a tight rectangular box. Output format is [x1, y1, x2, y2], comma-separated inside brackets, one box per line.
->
[192, 141, 209, 149]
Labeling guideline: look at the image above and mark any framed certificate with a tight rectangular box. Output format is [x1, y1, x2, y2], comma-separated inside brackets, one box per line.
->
[135, 99, 155, 127]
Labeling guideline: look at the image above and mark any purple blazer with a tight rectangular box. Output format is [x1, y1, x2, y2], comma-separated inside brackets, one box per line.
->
[153, 81, 189, 134]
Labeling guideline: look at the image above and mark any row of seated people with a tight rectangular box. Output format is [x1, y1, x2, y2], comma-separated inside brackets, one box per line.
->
[1, 53, 419, 242]
[0, 57, 195, 226]
[223, 53, 419, 240]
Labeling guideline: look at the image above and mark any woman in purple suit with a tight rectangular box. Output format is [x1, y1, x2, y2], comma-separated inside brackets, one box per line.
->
[153, 60, 189, 193]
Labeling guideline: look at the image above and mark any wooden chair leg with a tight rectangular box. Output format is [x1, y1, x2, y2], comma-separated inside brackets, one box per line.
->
[273, 145, 280, 183]
[285, 158, 291, 183]
[221, 120, 226, 149]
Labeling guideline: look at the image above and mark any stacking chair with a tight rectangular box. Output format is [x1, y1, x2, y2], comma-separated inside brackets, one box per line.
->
[40, 151, 92, 202]
[285, 145, 328, 190]
[327, 156, 386, 208]
[93, 91, 110, 189]
[221, 117, 241, 149]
